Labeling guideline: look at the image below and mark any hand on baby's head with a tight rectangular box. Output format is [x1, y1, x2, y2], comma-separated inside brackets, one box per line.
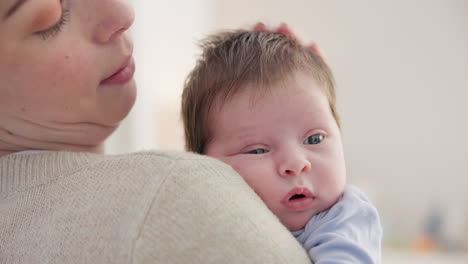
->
[253, 22, 326, 59]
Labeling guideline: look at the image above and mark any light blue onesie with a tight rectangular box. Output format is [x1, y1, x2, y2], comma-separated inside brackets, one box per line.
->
[292, 185, 382, 263]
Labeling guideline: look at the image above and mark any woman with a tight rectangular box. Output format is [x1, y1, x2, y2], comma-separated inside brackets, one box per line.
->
[0, 0, 310, 263]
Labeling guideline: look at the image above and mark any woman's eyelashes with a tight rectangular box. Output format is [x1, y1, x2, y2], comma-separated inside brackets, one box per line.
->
[35, 2, 70, 40]
[303, 133, 324, 145]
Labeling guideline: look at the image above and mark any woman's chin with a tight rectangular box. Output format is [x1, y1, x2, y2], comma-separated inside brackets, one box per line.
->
[100, 79, 137, 125]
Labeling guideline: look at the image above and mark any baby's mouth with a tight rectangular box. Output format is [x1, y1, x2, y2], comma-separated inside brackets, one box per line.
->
[281, 187, 315, 211]
[289, 194, 306, 200]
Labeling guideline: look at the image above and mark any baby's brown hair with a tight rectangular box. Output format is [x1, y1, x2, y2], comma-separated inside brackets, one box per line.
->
[181, 29, 338, 154]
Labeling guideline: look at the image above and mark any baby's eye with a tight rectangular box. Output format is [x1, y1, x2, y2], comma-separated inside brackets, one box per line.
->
[246, 149, 269, 154]
[303, 133, 324, 145]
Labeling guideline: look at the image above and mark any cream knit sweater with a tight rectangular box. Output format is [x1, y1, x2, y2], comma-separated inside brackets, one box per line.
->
[0, 151, 310, 264]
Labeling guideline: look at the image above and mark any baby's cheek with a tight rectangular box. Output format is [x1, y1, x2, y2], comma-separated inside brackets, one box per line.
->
[232, 164, 264, 191]
[327, 177, 346, 204]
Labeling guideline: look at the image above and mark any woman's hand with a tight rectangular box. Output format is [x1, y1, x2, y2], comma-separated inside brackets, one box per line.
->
[253, 22, 325, 59]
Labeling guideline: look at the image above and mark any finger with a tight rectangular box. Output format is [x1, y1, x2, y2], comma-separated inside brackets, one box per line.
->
[275, 23, 295, 37]
[308, 43, 327, 60]
[253, 22, 267, 31]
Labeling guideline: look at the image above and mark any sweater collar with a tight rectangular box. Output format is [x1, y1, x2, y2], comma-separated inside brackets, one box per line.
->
[0, 151, 98, 199]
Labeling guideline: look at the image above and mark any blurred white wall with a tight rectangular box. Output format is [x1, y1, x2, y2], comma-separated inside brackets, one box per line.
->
[107, 0, 215, 152]
[107, 0, 468, 252]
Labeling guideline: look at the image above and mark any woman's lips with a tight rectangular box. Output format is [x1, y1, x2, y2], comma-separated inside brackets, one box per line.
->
[101, 56, 135, 85]
[281, 187, 316, 211]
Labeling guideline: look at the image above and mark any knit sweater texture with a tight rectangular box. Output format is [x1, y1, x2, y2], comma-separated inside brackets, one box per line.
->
[0, 151, 310, 264]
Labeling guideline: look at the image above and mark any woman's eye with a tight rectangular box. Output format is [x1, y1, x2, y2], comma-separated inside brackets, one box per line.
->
[36, 4, 70, 40]
[246, 149, 269, 154]
[304, 133, 324, 145]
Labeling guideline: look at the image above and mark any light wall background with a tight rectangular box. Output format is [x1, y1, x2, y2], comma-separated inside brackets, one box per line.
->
[107, 0, 468, 258]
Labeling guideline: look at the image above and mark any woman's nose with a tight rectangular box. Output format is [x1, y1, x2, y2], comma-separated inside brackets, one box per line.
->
[94, 0, 135, 43]
[278, 152, 311, 178]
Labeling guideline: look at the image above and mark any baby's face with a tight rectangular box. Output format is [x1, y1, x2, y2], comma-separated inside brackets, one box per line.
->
[205, 71, 346, 230]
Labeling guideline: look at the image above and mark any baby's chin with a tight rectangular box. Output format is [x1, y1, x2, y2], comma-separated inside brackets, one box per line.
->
[281, 212, 314, 231]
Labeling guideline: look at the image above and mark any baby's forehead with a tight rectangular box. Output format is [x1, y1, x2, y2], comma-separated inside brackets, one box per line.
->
[208, 85, 332, 134]
[219, 70, 324, 103]
[204, 70, 331, 132]
[212, 78, 322, 115]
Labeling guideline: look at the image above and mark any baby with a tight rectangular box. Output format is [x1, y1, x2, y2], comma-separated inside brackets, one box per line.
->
[181, 29, 382, 263]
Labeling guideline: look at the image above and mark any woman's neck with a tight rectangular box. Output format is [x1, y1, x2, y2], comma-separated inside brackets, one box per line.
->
[0, 140, 24, 157]
[0, 122, 113, 157]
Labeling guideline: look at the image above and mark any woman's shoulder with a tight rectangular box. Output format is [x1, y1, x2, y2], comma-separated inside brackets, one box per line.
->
[131, 151, 312, 263]
[1, 150, 312, 263]
[0, 150, 234, 200]
[99, 150, 234, 175]
[102, 150, 223, 163]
